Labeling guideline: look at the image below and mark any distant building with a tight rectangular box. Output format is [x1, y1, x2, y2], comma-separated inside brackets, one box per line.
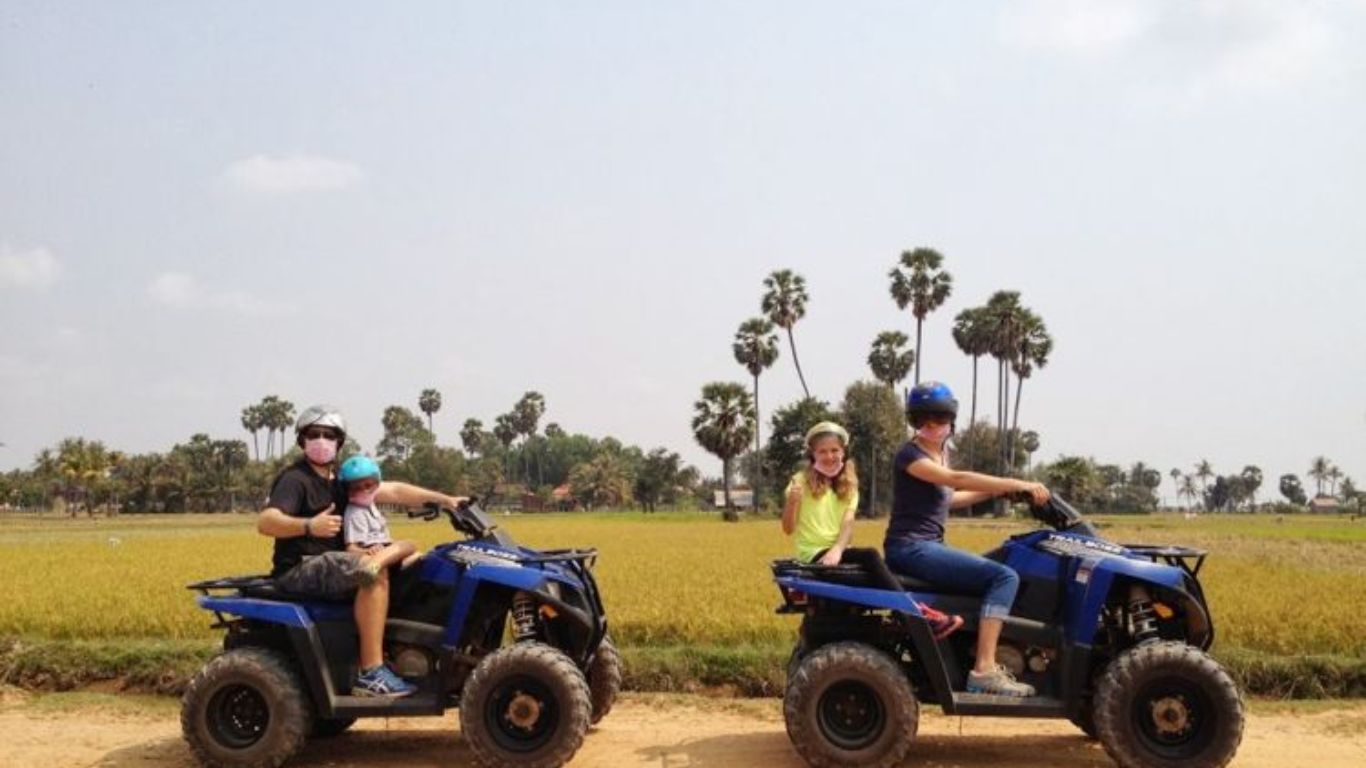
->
[713, 488, 754, 508]
[1308, 495, 1341, 514]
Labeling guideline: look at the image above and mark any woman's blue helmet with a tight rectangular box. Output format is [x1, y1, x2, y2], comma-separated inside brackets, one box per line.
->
[338, 455, 381, 484]
[907, 381, 959, 425]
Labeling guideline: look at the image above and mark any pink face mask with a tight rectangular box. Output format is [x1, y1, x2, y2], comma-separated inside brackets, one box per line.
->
[813, 458, 844, 478]
[917, 423, 952, 445]
[304, 437, 338, 465]
[349, 488, 379, 507]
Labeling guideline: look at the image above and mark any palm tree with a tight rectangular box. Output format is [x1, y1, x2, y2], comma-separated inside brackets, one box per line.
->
[239, 404, 263, 461]
[460, 419, 484, 457]
[1169, 468, 1182, 507]
[1007, 310, 1052, 468]
[867, 331, 915, 394]
[888, 247, 953, 384]
[1308, 456, 1331, 497]
[512, 392, 547, 486]
[1327, 464, 1343, 498]
[1019, 430, 1040, 473]
[761, 269, 811, 398]
[951, 306, 993, 437]
[1195, 460, 1214, 498]
[733, 318, 779, 513]
[418, 389, 443, 436]
[1241, 465, 1263, 510]
[1179, 474, 1199, 510]
[691, 382, 755, 522]
[982, 291, 1027, 475]
[866, 330, 915, 513]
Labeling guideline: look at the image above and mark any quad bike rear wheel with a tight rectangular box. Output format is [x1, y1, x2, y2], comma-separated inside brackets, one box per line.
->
[460, 642, 592, 768]
[587, 634, 622, 724]
[1094, 641, 1243, 768]
[783, 641, 918, 768]
[181, 647, 312, 768]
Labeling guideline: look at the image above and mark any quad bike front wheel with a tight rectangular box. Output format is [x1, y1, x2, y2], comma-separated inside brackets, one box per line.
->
[587, 634, 622, 724]
[783, 641, 919, 768]
[180, 647, 312, 768]
[1094, 641, 1244, 768]
[460, 642, 592, 768]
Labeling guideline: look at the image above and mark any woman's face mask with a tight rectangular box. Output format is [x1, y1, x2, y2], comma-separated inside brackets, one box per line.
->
[304, 436, 338, 465]
[916, 422, 952, 444]
[809, 435, 846, 478]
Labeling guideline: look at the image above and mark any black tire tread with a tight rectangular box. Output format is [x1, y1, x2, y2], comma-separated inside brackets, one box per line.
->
[588, 635, 623, 725]
[783, 641, 918, 768]
[180, 647, 312, 768]
[459, 642, 592, 768]
[1094, 641, 1244, 768]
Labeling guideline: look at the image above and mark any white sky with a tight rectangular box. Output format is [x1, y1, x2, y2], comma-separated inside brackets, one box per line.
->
[3, 1, 1364, 501]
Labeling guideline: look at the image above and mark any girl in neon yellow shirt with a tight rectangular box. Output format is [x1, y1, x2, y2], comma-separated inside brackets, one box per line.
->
[782, 421, 963, 640]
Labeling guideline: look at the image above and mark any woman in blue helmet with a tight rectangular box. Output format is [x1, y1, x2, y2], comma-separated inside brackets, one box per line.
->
[886, 381, 1050, 697]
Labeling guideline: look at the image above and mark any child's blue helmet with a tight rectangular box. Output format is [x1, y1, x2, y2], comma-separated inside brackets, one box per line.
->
[907, 381, 959, 424]
[339, 455, 382, 484]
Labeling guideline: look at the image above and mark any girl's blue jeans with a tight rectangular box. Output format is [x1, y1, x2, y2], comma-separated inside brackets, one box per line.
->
[884, 538, 1019, 620]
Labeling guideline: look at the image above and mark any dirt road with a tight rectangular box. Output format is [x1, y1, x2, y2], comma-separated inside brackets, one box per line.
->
[3, 692, 1363, 767]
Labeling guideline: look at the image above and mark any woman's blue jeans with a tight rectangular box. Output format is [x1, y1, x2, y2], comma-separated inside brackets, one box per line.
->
[884, 538, 1019, 620]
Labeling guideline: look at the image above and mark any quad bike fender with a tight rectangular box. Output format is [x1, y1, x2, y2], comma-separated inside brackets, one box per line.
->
[444, 564, 599, 651]
[775, 575, 927, 616]
[197, 596, 320, 628]
[1071, 557, 1210, 647]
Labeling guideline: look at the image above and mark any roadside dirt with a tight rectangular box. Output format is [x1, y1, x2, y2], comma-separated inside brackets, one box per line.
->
[2, 692, 1363, 767]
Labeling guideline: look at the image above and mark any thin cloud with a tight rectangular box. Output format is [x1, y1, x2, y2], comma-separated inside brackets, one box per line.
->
[996, 0, 1356, 93]
[222, 153, 364, 194]
[0, 244, 62, 290]
[147, 271, 291, 318]
[996, 0, 1155, 57]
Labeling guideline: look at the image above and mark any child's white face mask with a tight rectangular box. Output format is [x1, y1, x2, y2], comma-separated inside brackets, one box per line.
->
[349, 488, 379, 507]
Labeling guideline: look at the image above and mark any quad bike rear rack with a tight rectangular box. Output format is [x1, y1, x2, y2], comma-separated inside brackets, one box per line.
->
[1122, 544, 1208, 578]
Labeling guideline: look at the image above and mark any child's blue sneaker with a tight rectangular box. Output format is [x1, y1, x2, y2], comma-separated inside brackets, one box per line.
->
[354, 664, 416, 698]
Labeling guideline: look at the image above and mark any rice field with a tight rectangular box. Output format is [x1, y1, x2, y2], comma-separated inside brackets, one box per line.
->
[0, 511, 1362, 660]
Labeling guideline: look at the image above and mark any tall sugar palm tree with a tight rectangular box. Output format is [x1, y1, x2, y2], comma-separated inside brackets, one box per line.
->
[867, 331, 915, 394]
[1307, 456, 1331, 497]
[1007, 310, 1052, 468]
[418, 389, 443, 436]
[982, 291, 1026, 474]
[733, 318, 779, 512]
[691, 382, 755, 522]
[239, 404, 264, 461]
[761, 269, 811, 398]
[1169, 468, 1182, 507]
[1327, 464, 1343, 498]
[865, 330, 914, 514]
[460, 418, 484, 457]
[888, 247, 953, 384]
[952, 306, 993, 435]
[1194, 460, 1214, 499]
[1179, 474, 1199, 510]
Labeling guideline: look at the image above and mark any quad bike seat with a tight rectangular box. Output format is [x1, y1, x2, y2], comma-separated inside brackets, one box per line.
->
[189, 575, 354, 604]
[772, 552, 981, 597]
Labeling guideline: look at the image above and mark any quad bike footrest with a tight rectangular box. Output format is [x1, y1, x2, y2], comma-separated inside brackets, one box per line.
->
[331, 692, 444, 717]
[949, 693, 1066, 718]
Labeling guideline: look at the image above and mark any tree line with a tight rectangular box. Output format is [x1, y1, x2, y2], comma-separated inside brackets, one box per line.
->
[0, 391, 706, 515]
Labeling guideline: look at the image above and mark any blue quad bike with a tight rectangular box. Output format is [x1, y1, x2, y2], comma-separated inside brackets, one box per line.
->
[181, 500, 620, 768]
[772, 495, 1244, 768]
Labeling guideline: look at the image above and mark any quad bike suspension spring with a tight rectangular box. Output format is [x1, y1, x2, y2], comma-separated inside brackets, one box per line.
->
[1127, 585, 1159, 642]
[512, 592, 539, 642]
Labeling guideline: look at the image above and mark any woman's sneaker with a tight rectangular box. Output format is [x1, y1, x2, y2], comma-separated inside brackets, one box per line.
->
[967, 664, 1035, 697]
[354, 664, 417, 698]
[918, 604, 964, 641]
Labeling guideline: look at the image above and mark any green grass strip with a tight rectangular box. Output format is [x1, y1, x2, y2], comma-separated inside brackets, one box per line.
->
[3, 635, 1362, 700]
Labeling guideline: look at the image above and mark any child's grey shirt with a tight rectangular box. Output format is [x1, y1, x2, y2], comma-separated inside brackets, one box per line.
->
[344, 503, 391, 548]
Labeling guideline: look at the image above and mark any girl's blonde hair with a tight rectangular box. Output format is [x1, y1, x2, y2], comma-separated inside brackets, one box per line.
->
[802, 431, 859, 502]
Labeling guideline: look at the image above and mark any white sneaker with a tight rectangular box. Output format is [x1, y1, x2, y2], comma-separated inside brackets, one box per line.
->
[967, 664, 1035, 697]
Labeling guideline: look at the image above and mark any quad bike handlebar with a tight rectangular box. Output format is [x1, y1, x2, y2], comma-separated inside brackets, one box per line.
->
[408, 497, 516, 546]
[1011, 490, 1102, 538]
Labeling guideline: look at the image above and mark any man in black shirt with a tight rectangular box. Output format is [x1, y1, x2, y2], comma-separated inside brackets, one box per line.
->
[258, 404, 464, 697]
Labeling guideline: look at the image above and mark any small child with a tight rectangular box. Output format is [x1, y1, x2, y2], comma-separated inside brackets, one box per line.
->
[781, 421, 963, 641]
[339, 456, 421, 582]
